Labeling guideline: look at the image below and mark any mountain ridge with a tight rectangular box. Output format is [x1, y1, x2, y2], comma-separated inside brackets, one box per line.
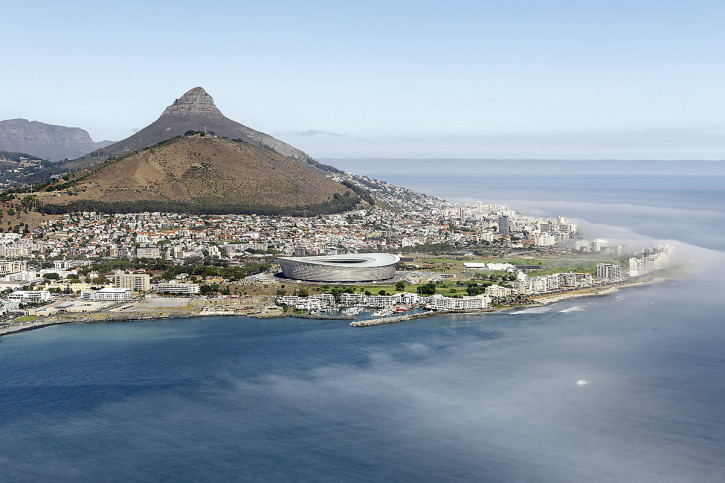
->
[0, 119, 112, 162]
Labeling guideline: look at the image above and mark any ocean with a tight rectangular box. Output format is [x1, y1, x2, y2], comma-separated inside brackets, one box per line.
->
[1, 160, 724, 482]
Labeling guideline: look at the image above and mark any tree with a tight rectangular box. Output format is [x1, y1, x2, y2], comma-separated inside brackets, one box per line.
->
[417, 282, 437, 295]
[395, 281, 406, 291]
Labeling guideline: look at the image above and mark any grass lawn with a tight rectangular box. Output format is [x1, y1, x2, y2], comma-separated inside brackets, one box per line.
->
[14, 315, 38, 322]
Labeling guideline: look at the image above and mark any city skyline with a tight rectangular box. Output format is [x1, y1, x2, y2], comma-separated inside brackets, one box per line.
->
[4, 0, 724, 160]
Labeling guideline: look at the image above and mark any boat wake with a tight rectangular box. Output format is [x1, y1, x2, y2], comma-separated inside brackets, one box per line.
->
[509, 307, 551, 315]
[559, 305, 585, 313]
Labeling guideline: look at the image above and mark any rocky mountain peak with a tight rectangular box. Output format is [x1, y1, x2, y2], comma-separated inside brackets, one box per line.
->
[58, 86, 318, 172]
[161, 87, 223, 118]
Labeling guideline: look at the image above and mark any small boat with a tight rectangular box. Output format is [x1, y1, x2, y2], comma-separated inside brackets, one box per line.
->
[342, 307, 363, 316]
[371, 308, 395, 317]
[576, 380, 588, 386]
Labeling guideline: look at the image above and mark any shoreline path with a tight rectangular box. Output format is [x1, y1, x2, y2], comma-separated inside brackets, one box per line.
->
[0, 277, 662, 338]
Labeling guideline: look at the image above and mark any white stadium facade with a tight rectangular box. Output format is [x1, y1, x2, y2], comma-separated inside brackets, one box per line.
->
[278, 253, 399, 282]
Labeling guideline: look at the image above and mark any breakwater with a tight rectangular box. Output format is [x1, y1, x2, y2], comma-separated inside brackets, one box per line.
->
[349, 309, 497, 327]
[350, 310, 447, 327]
[289, 313, 354, 320]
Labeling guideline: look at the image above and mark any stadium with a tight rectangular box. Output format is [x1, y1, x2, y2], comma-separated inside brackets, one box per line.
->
[277, 253, 399, 282]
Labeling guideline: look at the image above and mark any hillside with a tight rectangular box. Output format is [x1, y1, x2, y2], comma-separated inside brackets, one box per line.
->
[56, 87, 338, 175]
[0, 151, 55, 190]
[0, 119, 112, 162]
[34, 135, 362, 216]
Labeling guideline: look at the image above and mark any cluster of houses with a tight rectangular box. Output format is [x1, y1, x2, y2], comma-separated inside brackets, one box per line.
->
[1, 173, 594, 265]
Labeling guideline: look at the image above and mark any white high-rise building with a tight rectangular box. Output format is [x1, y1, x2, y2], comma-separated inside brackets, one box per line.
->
[596, 263, 622, 281]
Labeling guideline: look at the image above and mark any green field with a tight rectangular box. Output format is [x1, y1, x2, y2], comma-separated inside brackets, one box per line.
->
[13, 315, 38, 322]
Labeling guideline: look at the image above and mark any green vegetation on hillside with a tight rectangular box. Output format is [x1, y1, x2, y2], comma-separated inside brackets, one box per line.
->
[36, 191, 362, 216]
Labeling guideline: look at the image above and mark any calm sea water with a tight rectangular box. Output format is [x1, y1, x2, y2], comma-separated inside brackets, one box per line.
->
[1, 161, 724, 482]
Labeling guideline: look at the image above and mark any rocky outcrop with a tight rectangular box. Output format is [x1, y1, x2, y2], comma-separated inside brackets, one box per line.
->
[162, 87, 225, 118]
[0, 119, 112, 162]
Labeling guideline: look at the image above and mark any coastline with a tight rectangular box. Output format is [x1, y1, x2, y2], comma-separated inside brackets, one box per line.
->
[0, 276, 666, 338]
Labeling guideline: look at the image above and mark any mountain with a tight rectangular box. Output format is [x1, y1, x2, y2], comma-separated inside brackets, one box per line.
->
[35, 134, 362, 216]
[58, 87, 334, 174]
[0, 119, 112, 162]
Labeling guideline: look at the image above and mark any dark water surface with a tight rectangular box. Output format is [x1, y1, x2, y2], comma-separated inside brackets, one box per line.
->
[1, 163, 724, 482]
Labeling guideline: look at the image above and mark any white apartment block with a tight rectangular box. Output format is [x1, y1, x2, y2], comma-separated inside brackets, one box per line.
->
[426, 294, 490, 311]
[81, 288, 132, 302]
[534, 233, 557, 247]
[341, 293, 368, 305]
[278, 296, 300, 306]
[0, 260, 28, 275]
[137, 244, 162, 259]
[544, 274, 560, 291]
[399, 292, 420, 305]
[112, 271, 151, 292]
[485, 285, 513, 297]
[367, 295, 399, 308]
[8, 290, 51, 303]
[156, 282, 200, 295]
[311, 294, 335, 306]
[596, 263, 622, 281]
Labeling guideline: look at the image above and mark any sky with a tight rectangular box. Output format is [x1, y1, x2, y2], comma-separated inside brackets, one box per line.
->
[4, 0, 725, 160]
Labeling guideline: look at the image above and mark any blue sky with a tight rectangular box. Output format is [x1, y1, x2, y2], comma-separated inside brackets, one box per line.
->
[4, 0, 724, 160]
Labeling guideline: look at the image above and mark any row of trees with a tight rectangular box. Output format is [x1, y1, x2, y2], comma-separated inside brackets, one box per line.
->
[37, 191, 363, 217]
[80, 257, 269, 283]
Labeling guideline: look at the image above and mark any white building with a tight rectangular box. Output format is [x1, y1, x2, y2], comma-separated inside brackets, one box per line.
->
[311, 293, 335, 306]
[156, 282, 200, 295]
[8, 290, 51, 303]
[137, 243, 162, 259]
[81, 288, 132, 302]
[534, 233, 557, 247]
[0, 271, 40, 282]
[0, 260, 28, 275]
[367, 295, 399, 308]
[278, 296, 300, 306]
[112, 270, 151, 292]
[485, 285, 514, 297]
[426, 294, 490, 311]
[596, 263, 623, 282]
[399, 292, 420, 305]
[340, 293, 368, 305]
